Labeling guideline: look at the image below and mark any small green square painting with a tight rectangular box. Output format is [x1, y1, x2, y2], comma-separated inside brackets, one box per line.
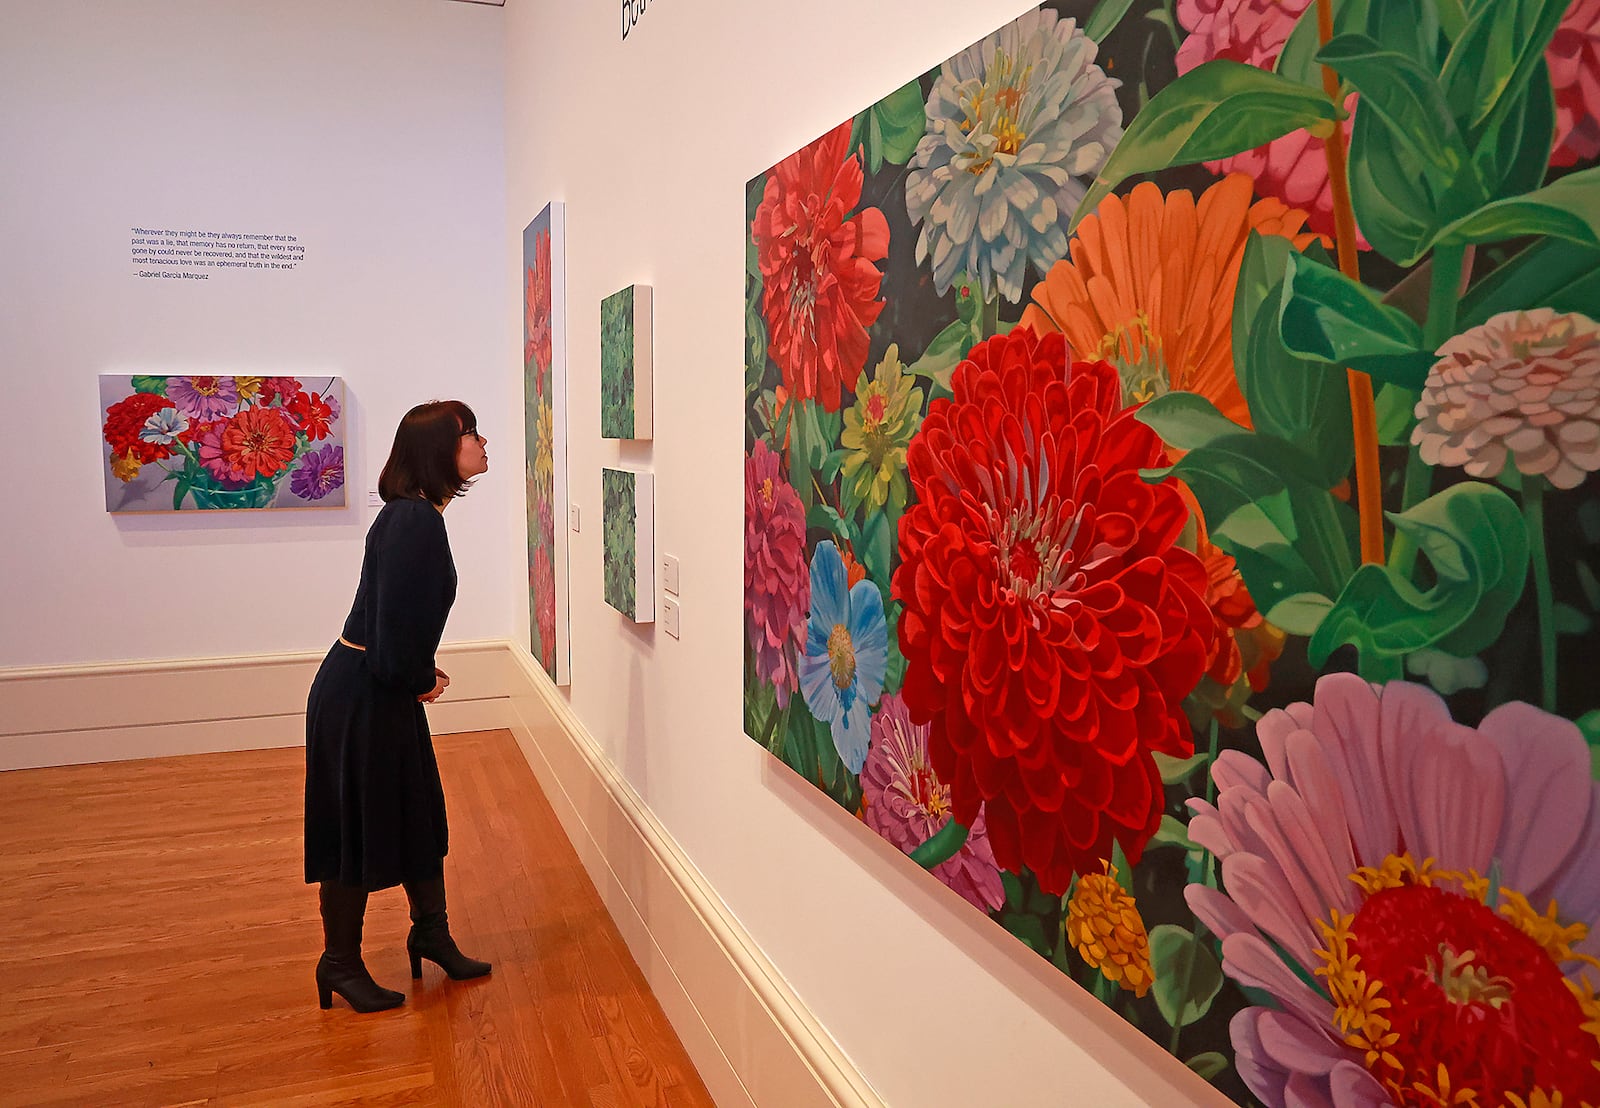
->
[602, 467, 654, 622]
[741, 2, 1600, 1105]
[100, 374, 345, 511]
[600, 284, 653, 439]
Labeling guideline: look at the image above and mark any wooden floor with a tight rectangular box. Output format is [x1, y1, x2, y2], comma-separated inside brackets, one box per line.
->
[0, 729, 715, 1107]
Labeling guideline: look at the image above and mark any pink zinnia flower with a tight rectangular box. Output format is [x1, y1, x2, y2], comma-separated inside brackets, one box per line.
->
[168, 376, 240, 423]
[744, 440, 809, 706]
[1185, 674, 1600, 1108]
[1552, 0, 1600, 167]
[532, 544, 556, 673]
[861, 694, 1004, 912]
[1413, 308, 1600, 490]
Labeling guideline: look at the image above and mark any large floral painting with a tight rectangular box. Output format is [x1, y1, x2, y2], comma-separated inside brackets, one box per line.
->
[525, 202, 571, 685]
[742, 2, 1600, 1104]
[100, 374, 345, 511]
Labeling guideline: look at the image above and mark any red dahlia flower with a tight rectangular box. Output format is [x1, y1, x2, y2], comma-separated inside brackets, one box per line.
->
[103, 393, 177, 464]
[526, 229, 553, 375]
[753, 121, 889, 413]
[893, 330, 1213, 895]
[288, 391, 334, 441]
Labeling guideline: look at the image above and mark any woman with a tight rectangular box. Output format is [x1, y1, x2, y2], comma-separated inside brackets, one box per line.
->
[304, 400, 492, 1013]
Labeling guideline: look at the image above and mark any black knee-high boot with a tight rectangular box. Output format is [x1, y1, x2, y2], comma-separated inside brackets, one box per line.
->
[403, 874, 491, 980]
[316, 882, 405, 1012]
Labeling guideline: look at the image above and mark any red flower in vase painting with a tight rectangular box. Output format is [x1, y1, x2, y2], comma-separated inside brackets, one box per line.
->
[752, 121, 889, 413]
[892, 329, 1214, 895]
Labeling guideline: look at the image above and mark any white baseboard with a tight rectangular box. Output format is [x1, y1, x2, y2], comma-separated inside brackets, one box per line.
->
[1, 640, 880, 1108]
[502, 645, 883, 1108]
[0, 641, 518, 771]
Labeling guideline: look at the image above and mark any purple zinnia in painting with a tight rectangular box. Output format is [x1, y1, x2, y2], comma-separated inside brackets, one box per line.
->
[167, 376, 240, 423]
[744, 440, 810, 709]
[290, 444, 344, 501]
[1184, 673, 1600, 1108]
[861, 694, 1004, 912]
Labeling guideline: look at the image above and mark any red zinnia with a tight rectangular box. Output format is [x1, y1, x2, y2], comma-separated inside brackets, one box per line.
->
[744, 440, 810, 706]
[103, 392, 177, 464]
[753, 121, 889, 413]
[893, 329, 1214, 895]
[218, 407, 297, 480]
[288, 391, 334, 441]
[526, 229, 553, 376]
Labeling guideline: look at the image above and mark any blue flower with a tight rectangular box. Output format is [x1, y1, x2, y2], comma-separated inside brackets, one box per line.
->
[798, 541, 887, 774]
[138, 406, 189, 446]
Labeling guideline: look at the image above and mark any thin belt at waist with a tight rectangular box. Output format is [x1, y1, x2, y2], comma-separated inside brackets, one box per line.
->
[338, 636, 366, 652]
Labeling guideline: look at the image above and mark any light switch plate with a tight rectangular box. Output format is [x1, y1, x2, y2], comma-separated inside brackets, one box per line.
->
[662, 553, 681, 595]
[367, 488, 381, 507]
[662, 596, 681, 638]
[570, 504, 580, 532]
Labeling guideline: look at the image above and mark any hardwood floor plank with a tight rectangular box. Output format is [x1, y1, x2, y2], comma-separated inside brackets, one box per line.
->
[0, 730, 716, 1108]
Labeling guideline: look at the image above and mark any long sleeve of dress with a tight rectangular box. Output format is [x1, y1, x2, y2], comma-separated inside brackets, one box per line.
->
[360, 501, 455, 696]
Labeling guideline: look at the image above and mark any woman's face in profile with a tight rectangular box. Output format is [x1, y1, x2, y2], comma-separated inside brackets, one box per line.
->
[456, 426, 489, 480]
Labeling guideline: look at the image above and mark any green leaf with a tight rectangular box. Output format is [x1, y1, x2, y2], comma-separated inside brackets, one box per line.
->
[1374, 383, 1421, 446]
[1186, 1053, 1230, 1082]
[1439, 0, 1567, 137]
[1460, 238, 1600, 330]
[1264, 592, 1336, 637]
[1468, 59, 1555, 207]
[907, 316, 978, 389]
[1233, 234, 1354, 486]
[852, 77, 925, 174]
[1363, 0, 1441, 67]
[860, 509, 893, 585]
[1431, 167, 1600, 251]
[1135, 392, 1250, 452]
[1073, 62, 1343, 231]
[1279, 252, 1435, 389]
[1317, 35, 1470, 206]
[1346, 101, 1440, 264]
[1149, 925, 1225, 1029]
[1084, 0, 1138, 42]
[1148, 815, 1200, 852]
[1153, 750, 1210, 784]
[130, 375, 167, 395]
[1309, 482, 1530, 673]
[173, 474, 190, 510]
[806, 503, 858, 545]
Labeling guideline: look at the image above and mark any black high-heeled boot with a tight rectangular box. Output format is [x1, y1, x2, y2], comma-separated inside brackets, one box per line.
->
[316, 882, 405, 1012]
[403, 874, 491, 980]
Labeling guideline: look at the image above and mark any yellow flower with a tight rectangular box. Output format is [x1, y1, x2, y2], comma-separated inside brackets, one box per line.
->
[839, 344, 922, 517]
[1065, 862, 1153, 997]
[533, 397, 554, 497]
[234, 376, 263, 401]
[111, 451, 142, 483]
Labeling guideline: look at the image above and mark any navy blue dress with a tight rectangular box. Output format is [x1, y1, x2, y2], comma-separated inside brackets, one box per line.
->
[304, 498, 457, 890]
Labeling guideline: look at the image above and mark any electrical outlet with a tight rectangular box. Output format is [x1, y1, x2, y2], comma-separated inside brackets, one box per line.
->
[570, 504, 580, 532]
[662, 553, 680, 595]
[367, 488, 381, 507]
[662, 596, 681, 639]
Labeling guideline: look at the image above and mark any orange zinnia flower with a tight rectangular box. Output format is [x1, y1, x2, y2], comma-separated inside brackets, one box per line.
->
[1019, 173, 1322, 429]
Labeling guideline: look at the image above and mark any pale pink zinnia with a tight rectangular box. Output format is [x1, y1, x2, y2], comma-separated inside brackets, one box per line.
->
[861, 694, 1004, 912]
[744, 440, 809, 706]
[1185, 674, 1600, 1108]
[1413, 308, 1600, 490]
[1552, 0, 1600, 167]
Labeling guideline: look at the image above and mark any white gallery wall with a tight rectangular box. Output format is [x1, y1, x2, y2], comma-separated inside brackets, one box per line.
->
[0, 0, 509, 668]
[505, 2, 1202, 1105]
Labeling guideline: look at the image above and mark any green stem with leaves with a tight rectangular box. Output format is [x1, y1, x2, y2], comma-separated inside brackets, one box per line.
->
[909, 819, 970, 869]
[1390, 243, 1467, 579]
[979, 293, 1000, 341]
[1523, 475, 1559, 712]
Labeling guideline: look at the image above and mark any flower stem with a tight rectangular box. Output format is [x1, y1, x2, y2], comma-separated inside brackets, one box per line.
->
[1316, 0, 1383, 565]
[980, 293, 1000, 341]
[909, 818, 969, 869]
[1523, 475, 1559, 712]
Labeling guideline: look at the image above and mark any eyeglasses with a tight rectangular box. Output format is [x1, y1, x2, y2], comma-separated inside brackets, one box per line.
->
[461, 428, 482, 442]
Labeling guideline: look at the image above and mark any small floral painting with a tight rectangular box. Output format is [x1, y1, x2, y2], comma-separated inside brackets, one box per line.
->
[743, 2, 1600, 1104]
[525, 202, 572, 685]
[600, 284, 653, 440]
[602, 467, 654, 623]
[100, 374, 345, 512]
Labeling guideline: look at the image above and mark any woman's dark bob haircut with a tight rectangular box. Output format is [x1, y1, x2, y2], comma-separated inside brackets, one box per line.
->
[378, 400, 478, 506]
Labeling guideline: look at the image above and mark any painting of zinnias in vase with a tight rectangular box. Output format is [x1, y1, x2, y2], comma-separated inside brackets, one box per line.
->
[741, 1, 1600, 1103]
[100, 374, 345, 512]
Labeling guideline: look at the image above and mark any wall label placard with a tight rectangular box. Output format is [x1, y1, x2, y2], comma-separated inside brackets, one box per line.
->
[131, 227, 307, 280]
